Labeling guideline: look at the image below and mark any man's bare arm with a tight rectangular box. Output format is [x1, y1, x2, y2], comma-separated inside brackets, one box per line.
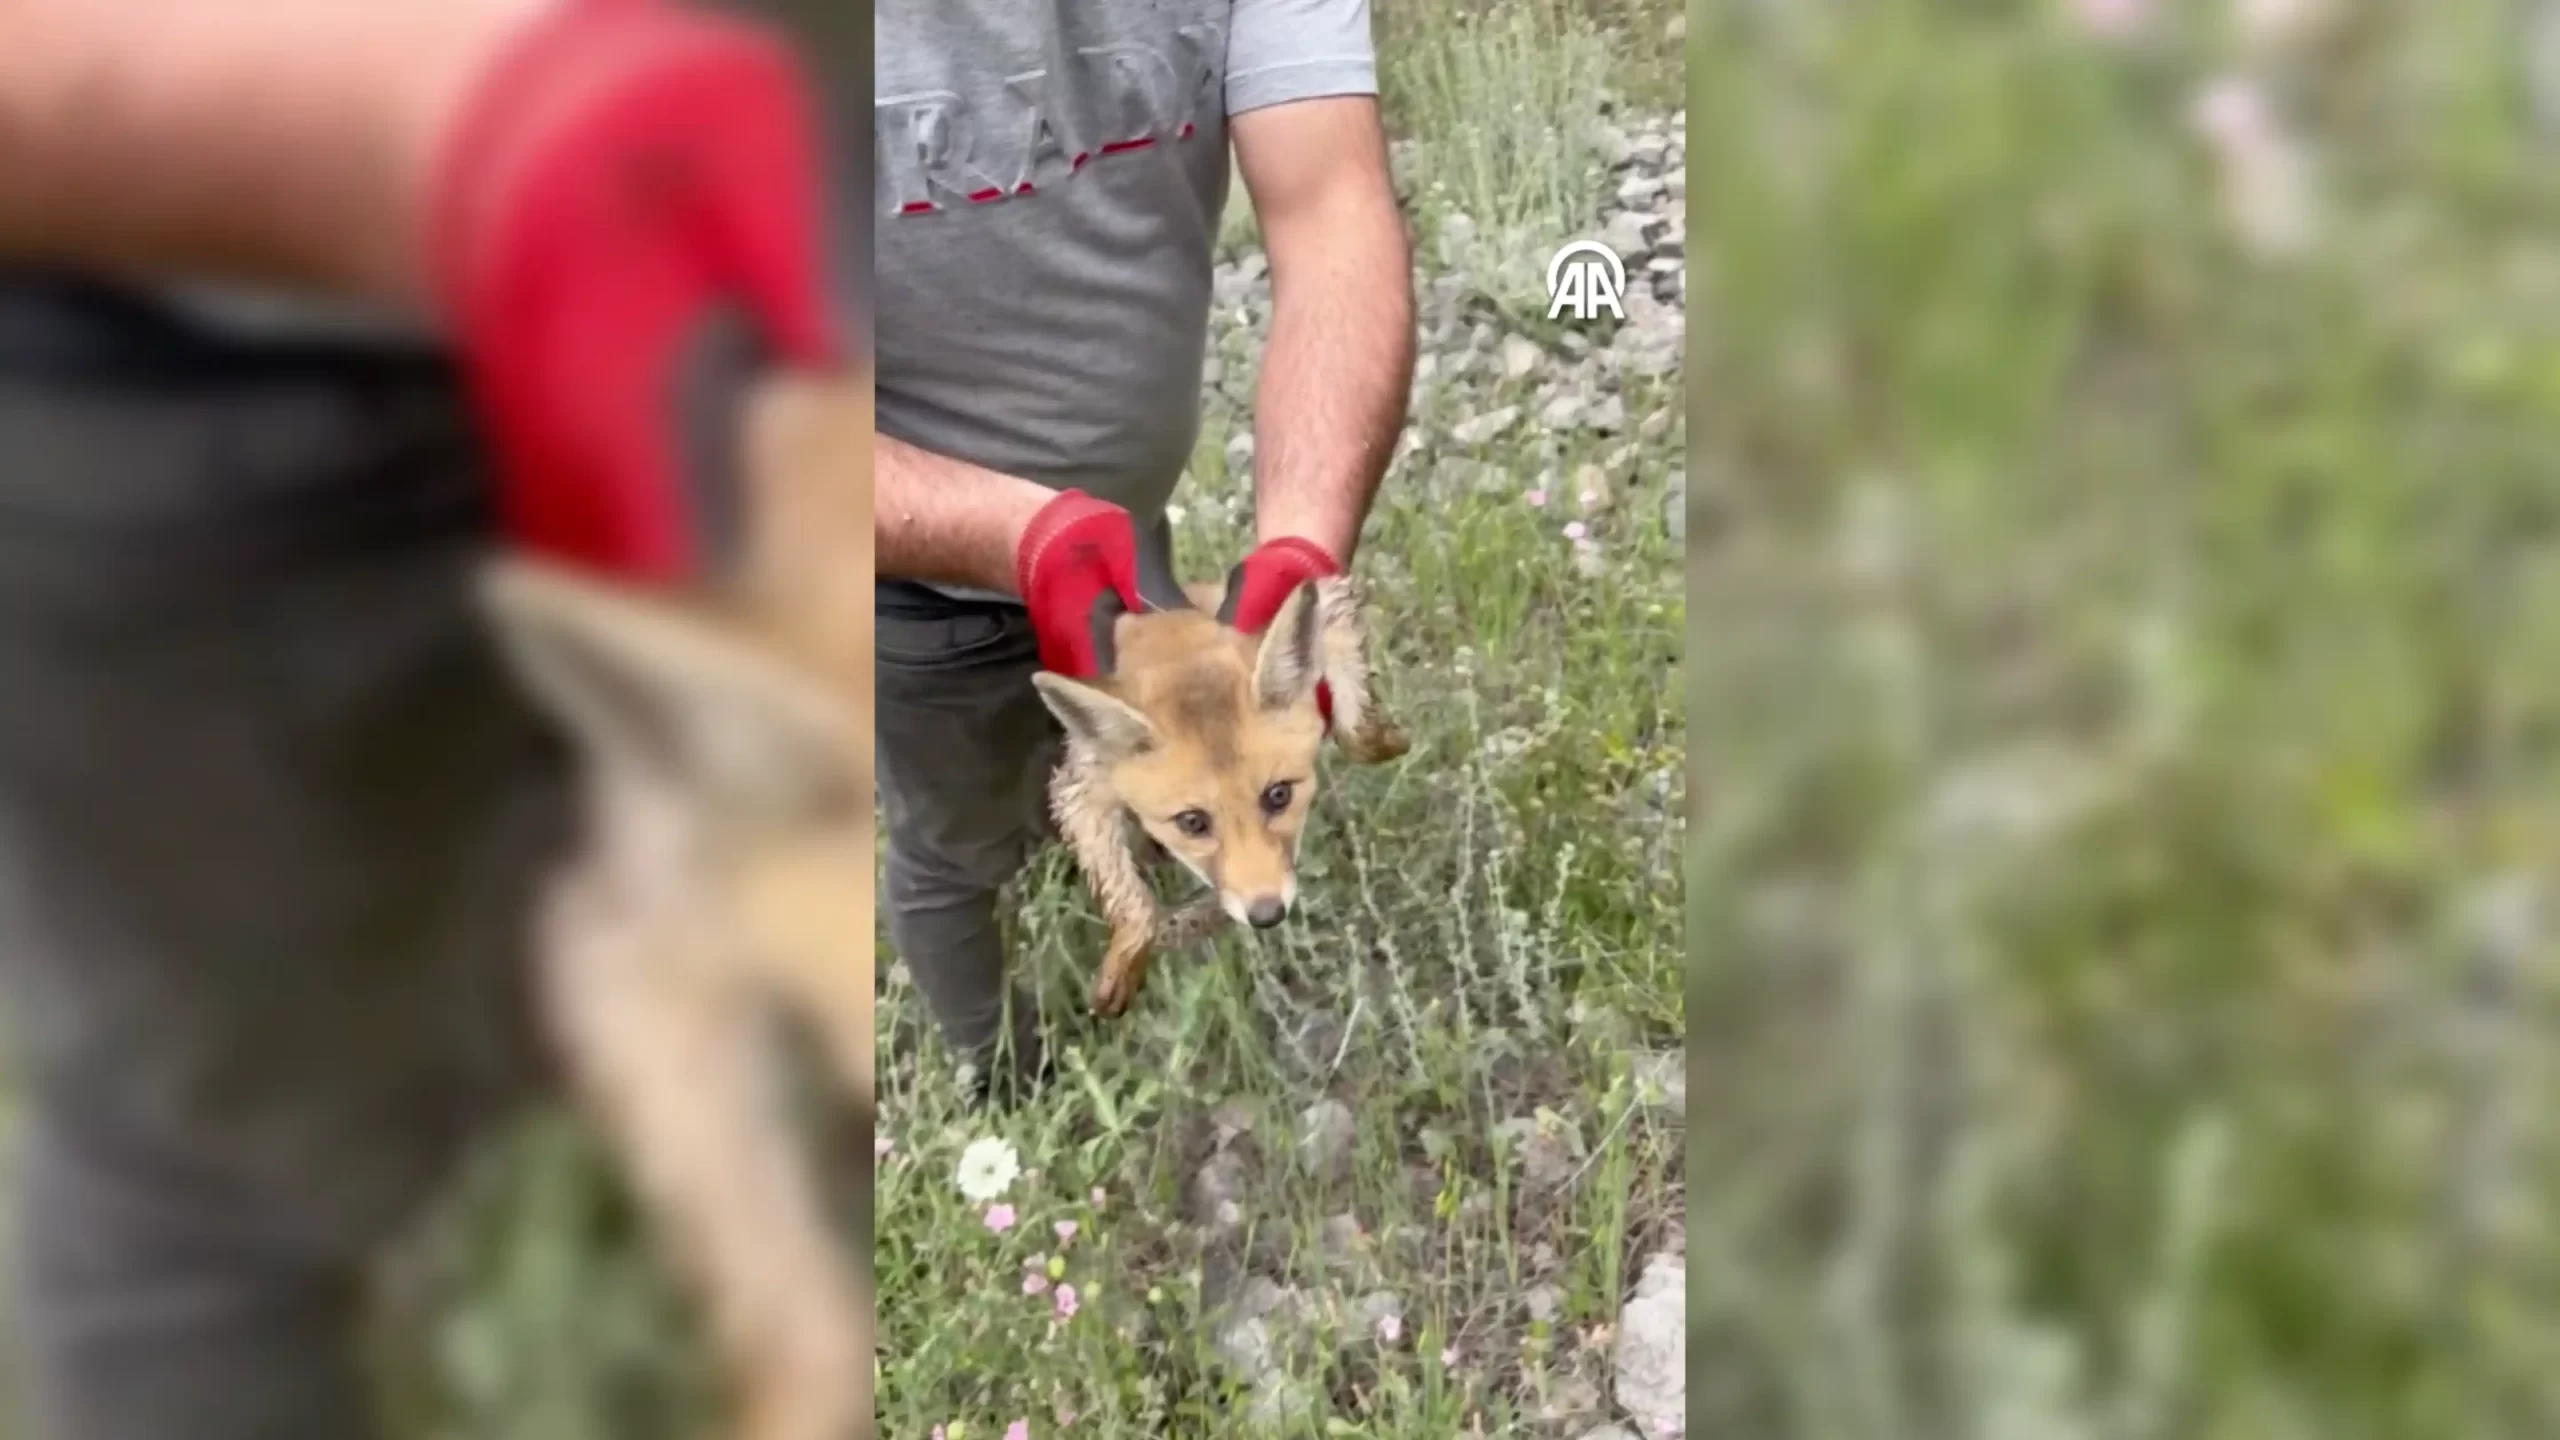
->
[1231, 95, 1415, 567]
[0, 0, 545, 301]
[872, 433, 1057, 595]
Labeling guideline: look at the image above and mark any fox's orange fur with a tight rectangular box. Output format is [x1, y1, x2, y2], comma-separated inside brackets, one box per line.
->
[476, 373, 875, 1440]
[1033, 572, 1409, 1016]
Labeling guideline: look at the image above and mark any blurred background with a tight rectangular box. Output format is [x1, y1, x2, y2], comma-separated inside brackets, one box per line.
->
[1691, 1, 2560, 1436]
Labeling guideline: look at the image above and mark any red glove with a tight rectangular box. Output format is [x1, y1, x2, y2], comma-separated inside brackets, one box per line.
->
[1015, 491, 1146, 678]
[425, 0, 844, 582]
[1218, 537, 1343, 723]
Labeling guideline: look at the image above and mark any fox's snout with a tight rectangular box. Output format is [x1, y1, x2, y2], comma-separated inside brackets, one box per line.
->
[1225, 876, 1297, 931]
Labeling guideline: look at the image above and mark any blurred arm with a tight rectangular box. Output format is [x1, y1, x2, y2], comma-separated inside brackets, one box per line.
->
[0, 0, 547, 302]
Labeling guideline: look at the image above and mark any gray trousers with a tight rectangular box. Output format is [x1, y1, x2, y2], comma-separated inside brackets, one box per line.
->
[873, 582, 1062, 1061]
[0, 274, 572, 1438]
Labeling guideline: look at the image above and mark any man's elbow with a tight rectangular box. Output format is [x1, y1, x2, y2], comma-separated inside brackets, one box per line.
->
[1261, 181, 1411, 305]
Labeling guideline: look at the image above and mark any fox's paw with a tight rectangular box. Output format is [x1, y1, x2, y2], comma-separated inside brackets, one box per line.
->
[1090, 934, 1153, 1016]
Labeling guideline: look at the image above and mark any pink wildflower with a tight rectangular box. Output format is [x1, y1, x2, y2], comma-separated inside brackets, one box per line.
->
[1526, 489, 1548, 508]
[1005, 1424, 1031, 1440]
[2070, 0, 2148, 40]
[984, 1202, 1017, 1234]
[1053, 1219, 1078, 1245]
[1054, 1283, 1080, 1321]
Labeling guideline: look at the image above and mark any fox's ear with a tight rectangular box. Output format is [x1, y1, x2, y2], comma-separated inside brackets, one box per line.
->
[1251, 580, 1324, 711]
[1031, 672, 1157, 761]
[476, 555, 865, 824]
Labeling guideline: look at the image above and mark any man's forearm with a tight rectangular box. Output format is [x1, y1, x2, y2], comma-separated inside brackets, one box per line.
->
[0, 0, 545, 301]
[873, 433, 1058, 595]
[1248, 197, 1415, 565]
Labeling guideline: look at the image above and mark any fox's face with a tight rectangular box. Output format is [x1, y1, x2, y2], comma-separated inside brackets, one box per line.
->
[1033, 580, 1333, 930]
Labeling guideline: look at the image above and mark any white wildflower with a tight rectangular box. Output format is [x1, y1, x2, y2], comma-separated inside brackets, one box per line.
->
[954, 1136, 1021, 1202]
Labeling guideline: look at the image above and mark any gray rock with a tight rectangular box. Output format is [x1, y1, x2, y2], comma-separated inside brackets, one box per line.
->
[1525, 1283, 1564, 1323]
[1436, 211, 1478, 269]
[1244, 1374, 1320, 1432]
[1211, 1096, 1259, 1146]
[1540, 393, 1588, 431]
[1191, 1150, 1251, 1231]
[1500, 333, 1544, 380]
[1295, 1099, 1357, 1178]
[1216, 1314, 1276, 1380]
[1357, 1289, 1405, 1344]
[1578, 1426, 1643, 1440]
[1630, 133, 1670, 170]
[1450, 405, 1522, 446]
[1616, 173, 1664, 207]
[1603, 209, 1657, 263]
[1279, 1006, 1347, 1078]
[1613, 1252, 1686, 1436]
[1494, 1113, 1585, 1191]
[1591, 122, 1635, 168]
[1587, 393, 1629, 433]
[1639, 407, 1674, 443]
[1318, 1212, 1365, 1265]
[1536, 1370, 1606, 1423]
[1623, 346, 1680, 381]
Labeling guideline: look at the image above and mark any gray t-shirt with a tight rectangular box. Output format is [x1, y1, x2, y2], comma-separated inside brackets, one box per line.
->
[872, 0, 1377, 532]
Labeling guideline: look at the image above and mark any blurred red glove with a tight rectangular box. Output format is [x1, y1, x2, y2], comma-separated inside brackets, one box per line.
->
[1219, 537, 1342, 723]
[425, 0, 846, 582]
[1014, 491, 1147, 678]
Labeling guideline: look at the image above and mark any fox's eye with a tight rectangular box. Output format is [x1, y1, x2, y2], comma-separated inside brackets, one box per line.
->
[1173, 809, 1212, 837]
[1260, 781, 1295, 815]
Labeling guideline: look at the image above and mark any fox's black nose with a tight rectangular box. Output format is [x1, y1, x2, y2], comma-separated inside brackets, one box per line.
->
[1246, 897, 1287, 929]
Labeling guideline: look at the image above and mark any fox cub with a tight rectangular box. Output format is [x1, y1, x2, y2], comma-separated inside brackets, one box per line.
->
[475, 373, 875, 1440]
[1030, 572, 1410, 1017]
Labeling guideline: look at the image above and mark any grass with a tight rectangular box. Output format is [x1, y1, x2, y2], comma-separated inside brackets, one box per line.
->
[1689, 1, 2560, 1436]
